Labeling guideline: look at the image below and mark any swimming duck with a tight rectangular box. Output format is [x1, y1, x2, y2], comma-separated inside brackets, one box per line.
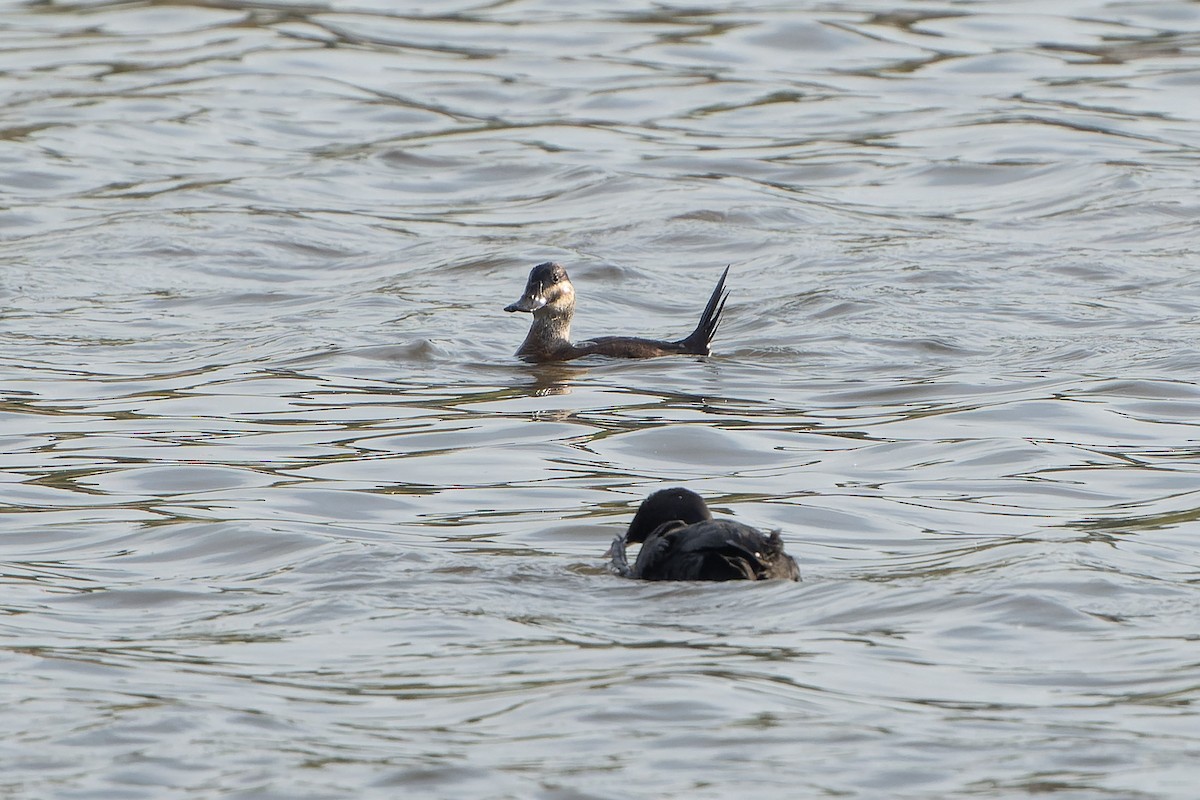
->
[504, 262, 728, 362]
[608, 487, 800, 582]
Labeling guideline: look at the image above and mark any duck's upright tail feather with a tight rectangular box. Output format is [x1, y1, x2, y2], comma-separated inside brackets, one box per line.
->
[676, 266, 729, 355]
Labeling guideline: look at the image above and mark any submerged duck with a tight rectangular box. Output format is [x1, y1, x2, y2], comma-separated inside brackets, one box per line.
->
[608, 488, 800, 582]
[503, 262, 728, 363]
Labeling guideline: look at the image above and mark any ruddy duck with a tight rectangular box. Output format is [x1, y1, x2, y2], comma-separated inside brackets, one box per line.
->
[503, 262, 728, 363]
[608, 488, 800, 582]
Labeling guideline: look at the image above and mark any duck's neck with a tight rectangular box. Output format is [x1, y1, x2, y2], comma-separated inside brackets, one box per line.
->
[517, 306, 574, 361]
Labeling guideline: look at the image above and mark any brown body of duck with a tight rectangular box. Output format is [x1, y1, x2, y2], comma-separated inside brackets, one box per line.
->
[608, 488, 800, 582]
[503, 262, 729, 363]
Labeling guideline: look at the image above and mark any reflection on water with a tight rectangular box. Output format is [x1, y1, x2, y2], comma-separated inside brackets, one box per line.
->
[3, 1, 1200, 798]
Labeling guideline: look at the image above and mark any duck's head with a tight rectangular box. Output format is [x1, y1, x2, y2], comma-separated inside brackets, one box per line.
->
[625, 487, 713, 544]
[504, 261, 576, 317]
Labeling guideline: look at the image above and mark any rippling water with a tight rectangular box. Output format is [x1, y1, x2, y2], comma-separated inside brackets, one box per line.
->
[3, 1, 1199, 797]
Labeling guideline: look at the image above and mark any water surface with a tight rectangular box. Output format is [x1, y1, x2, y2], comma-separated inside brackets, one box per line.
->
[2, 1, 1199, 798]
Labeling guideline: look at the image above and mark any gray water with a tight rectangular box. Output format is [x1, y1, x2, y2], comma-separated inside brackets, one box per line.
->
[2, 1, 1199, 798]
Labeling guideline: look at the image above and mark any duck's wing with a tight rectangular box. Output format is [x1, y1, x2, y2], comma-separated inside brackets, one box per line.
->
[630, 520, 706, 580]
[631, 521, 749, 581]
[636, 521, 799, 581]
[574, 336, 681, 359]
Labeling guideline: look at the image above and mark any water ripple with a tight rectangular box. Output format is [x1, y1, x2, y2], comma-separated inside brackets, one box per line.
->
[3, 1, 1200, 799]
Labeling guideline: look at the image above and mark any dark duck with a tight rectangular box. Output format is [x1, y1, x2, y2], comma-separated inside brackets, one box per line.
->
[608, 488, 800, 582]
[504, 262, 728, 363]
